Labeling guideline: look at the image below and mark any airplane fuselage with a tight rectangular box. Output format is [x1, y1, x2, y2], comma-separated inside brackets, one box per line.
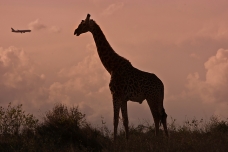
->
[11, 28, 31, 33]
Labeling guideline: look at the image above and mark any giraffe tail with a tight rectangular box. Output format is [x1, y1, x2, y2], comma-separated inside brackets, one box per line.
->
[159, 85, 167, 126]
[160, 108, 167, 126]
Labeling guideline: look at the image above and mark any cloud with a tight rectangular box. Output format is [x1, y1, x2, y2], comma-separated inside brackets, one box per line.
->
[0, 46, 47, 113]
[164, 48, 228, 122]
[28, 19, 61, 33]
[0, 45, 113, 126]
[0, 46, 44, 89]
[186, 48, 228, 104]
[176, 47, 228, 119]
[58, 43, 109, 93]
[102, 2, 124, 16]
[28, 19, 46, 31]
[48, 43, 112, 126]
[204, 49, 228, 87]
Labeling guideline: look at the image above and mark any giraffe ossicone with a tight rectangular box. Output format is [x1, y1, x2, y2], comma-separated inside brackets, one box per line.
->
[74, 14, 169, 140]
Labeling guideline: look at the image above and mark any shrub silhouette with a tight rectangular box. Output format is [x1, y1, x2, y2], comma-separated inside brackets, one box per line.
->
[36, 103, 103, 151]
[0, 103, 38, 135]
[0, 103, 38, 151]
[0, 103, 228, 152]
[0, 103, 105, 151]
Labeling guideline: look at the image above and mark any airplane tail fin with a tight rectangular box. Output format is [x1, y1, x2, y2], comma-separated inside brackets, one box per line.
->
[11, 28, 15, 32]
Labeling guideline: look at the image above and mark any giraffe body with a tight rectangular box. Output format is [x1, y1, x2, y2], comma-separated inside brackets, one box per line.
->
[74, 14, 168, 140]
[110, 66, 163, 104]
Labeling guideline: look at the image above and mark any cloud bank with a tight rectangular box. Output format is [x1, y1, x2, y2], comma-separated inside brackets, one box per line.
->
[0, 46, 47, 113]
[0, 45, 112, 126]
[1, 47, 227, 127]
[186, 48, 228, 104]
[47, 43, 112, 125]
[167, 48, 228, 121]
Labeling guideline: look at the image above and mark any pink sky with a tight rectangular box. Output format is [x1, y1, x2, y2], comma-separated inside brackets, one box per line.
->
[1, 0, 228, 128]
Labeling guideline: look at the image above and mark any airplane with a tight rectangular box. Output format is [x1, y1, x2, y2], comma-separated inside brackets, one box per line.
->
[11, 28, 31, 33]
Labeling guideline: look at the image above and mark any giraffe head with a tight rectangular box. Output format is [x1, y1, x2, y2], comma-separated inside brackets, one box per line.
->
[74, 14, 91, 36]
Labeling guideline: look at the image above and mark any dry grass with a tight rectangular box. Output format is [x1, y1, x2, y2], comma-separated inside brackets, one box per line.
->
[0, 103, 228, 152]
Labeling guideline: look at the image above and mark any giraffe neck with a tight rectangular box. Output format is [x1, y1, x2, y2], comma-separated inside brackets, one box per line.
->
[89, 21, 131, 74]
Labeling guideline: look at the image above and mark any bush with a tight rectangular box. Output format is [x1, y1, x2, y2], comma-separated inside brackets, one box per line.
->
[206, 116, 228, 133]
[36, 103, 104, 151]
[0, 103, 38, 151]
[0, 103, 228, 152]
[0, 103, 38, 135]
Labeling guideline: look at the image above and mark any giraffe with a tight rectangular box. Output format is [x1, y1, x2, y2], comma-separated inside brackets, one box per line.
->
[74, 14, 168, 140]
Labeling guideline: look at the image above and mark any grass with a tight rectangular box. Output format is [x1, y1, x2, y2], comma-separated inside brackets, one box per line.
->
[0, 103, 228, 152]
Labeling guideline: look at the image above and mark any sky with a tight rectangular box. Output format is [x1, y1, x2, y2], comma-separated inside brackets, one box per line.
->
[1, 0, 228, 128]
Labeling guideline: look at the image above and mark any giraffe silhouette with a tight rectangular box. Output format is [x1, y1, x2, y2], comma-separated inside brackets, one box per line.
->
[74, 14, 168, 140]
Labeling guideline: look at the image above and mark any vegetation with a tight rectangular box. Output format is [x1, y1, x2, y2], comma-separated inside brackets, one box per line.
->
[0, 103, 228, 152]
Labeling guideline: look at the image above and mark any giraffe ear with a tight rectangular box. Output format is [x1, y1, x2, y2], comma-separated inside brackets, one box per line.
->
[85, 14, 91, 24]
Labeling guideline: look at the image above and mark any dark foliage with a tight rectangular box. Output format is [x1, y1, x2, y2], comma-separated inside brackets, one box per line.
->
[0, 103, 228, 152]
[0, 103, 107, 152]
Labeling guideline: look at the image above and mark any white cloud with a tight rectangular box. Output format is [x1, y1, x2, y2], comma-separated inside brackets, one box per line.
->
[58, 43, 109, 93]
[28, 19, 46, 31]
[177, 48, 228, 119]
[0, 46, 47, 113]
[28, 19, 61, 34]
[102, 2, 124, 16]
[0, 45, 112, 126]
[164, 48, 228, 122]
[48, 43, 112, 126]
[186, 48, 228, 103]
[0, 46, 44, 89]
[205, 49, 228, 87]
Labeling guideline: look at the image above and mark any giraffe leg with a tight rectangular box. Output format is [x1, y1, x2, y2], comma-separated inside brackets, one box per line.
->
[159, 87, 169, 137]
[161, 108, 169, 137]
[146, 97, 161, 136]
[154, 117, 160, 136]
[113, 99, 121, 141]
[121, 101, 129, 140]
